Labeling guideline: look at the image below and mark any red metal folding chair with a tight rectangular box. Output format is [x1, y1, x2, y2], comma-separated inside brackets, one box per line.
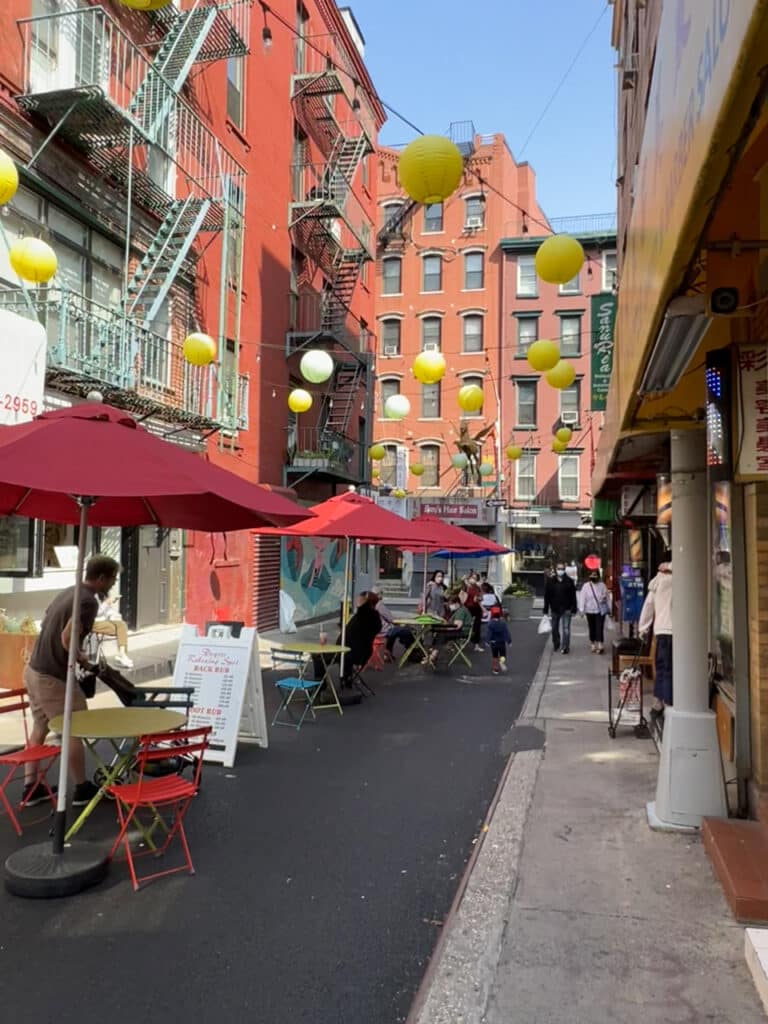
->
[366, 636, 387, 671]
[0, 688, 59, 836]
[107, 725, 210, 891]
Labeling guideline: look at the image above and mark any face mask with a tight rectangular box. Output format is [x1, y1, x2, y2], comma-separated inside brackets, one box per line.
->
[556, 569, 565, 577]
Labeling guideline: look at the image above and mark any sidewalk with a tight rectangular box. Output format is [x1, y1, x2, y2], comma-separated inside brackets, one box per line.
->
[411, 618, 765, 1024]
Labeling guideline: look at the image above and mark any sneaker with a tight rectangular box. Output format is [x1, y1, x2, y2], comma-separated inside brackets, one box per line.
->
[72, 780, 101, 807]
[499, 657, 507, 669]
[21, 781, 55, 807]
[473, 645, 485, 652]
[590, 644, 597, 653]
[492, 668, 500, 675]
[561, 648, 569, 655]
[114, 652, 134, 669]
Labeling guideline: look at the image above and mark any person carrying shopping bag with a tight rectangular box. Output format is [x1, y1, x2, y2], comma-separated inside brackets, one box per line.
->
[577, 571, 610, 653]
[542, 563, 578, 654]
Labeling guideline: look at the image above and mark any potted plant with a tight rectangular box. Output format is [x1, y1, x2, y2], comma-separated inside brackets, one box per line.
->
[292, 450, 327, 468]
[0, 613, 38, 688]
[502, 579, 535, 621]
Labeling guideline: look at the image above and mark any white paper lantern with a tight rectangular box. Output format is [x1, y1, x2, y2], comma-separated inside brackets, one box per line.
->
[384, 394, 411, 420]
[299, 349, 334, 384]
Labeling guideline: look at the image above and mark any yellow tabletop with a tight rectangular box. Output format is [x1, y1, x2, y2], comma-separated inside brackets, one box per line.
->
[50, 707, 186, 740]
[273, 642, 350, 655]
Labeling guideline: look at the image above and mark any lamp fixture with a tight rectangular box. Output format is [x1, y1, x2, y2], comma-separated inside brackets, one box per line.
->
[638, 295, 711, 396]
[259, 2, 272, 51]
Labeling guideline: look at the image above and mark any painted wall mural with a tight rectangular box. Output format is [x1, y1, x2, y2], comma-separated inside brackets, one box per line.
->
[281, 536, 348, 622]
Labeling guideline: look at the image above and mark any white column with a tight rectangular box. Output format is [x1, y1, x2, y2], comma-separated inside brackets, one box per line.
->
[648, 430, 728, 829]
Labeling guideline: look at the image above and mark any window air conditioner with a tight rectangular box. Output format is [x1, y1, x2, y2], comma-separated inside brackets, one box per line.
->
[621, 53, 638, 90]
[422, 341, 440, 352]
[560, 411, 579, 425]
[465, 216, 484, 229]
[383, 345, 399, 357]
[619, 485, 656, 518]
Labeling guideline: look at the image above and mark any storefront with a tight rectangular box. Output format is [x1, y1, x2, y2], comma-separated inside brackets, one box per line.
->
[505, 509, 610, 597]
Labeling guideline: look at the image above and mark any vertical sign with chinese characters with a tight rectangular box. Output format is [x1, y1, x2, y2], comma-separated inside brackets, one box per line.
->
[590, 293, 616, 411]
[735, 345, 768, 479]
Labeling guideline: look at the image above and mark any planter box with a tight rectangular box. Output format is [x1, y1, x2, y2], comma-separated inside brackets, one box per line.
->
[0, 633, 36, 688]
[503, 595, 534, 621]
[292, 457, 326, 469]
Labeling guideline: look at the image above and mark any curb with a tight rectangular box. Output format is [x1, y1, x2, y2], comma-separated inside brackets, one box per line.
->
[406, 644, 552, 1024]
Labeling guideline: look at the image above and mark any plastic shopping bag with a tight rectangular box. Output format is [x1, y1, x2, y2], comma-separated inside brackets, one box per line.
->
[538, 615, 552, 635]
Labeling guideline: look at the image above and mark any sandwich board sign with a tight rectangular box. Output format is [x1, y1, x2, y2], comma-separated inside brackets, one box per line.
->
[172, 624, 268, 766]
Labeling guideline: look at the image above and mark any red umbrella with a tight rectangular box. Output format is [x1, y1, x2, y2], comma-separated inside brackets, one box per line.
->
[404, 514, 510, 555]
[0, 402, 312, 888]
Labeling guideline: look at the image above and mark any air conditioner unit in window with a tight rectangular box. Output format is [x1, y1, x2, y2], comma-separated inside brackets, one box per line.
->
[560, 411, 579, 425]
[383, 345, 399, 357]
[422, 341, 440, 352]
[465, 216, 484, 229]
[619, 485, 656, 518]
[621, 53, 638, 90]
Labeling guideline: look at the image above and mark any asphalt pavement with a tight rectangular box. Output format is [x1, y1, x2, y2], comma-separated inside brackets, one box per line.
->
[0, 619, 544, 1024]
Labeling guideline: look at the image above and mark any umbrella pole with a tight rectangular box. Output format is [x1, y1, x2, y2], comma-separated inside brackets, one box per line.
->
[339, 539, 350, 678]
[422, 550, 428, 611]
[52, 499, 91, 855]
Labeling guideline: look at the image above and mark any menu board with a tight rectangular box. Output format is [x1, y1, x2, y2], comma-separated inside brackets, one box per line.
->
[172, 625, 268, 766]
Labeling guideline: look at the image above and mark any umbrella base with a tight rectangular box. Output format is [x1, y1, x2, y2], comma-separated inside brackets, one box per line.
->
[5, 841, 110, 899]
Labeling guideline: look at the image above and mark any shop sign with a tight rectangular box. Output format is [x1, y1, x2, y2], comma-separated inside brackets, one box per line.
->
[735, 345, 768, 479]
[422, 502, 479, 520]
[0, 310, 46, 425]
[590, 293, 616, 411]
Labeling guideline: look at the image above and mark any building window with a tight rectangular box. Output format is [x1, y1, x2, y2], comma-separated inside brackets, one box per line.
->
[516, 454, 536, 501]
[516, 380, 537, 427]
[516, 315, 538, 356]
[558, 454, 579, 501]
[226, 58, 244, 128]
[464, 195, 485, 229]
[381, 318, 401, 355]
[361, 156, 369, 191]
[421, 316, 442, 350]
[603, 250, 617, 291]
[380, 377, 400, 410]
[559, 314, 581, 357]
[420, 444, 440, 487]
[381, 256, 402, 295]
[460, 374, 484, 417]
[560, 382, 580, 424]
[462, 314, 483, 353]
[422, 254, 442, 292]
[380, 444, 398, 486]
[464, 252, 484, 290]
[381, 201, 404, 231]
[423, 203, 443, 233]
[517, 254, 537, 297]
[421, 382, 441, 418]
[559, 271, 580, 295]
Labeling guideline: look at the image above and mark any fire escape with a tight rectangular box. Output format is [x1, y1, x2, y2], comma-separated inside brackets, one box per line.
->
[286, 33, 375, 483]
[8, 2, 250, 432]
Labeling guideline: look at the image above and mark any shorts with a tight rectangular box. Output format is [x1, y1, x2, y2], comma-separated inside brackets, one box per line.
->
[24, 665, 86, 732]
[490, 642, 506, 659]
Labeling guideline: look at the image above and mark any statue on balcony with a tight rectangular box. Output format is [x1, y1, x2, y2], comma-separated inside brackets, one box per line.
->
[455, 422, 495, 485]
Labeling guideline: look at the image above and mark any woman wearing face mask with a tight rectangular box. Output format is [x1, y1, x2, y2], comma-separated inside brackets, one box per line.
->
[577, 571, 610, 653]
[424, 570, 447, 619]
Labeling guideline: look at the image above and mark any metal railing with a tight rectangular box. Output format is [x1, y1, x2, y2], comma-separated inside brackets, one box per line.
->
[288, 289, 374, 355]
[292, 32, 376, 144]
[290, 161, 375, 258]
[287, 426, 362, 477]
[548, 213, 617, 235]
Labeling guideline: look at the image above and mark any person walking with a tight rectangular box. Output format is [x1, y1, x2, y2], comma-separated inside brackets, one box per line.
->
[578, 571, 610, 653]
[462, 571, 484, 651]
[638, 562, 673, 721]
[424, 570, 447, 619]
[543, 562, 578, 654]
[487, 606, 511, 674]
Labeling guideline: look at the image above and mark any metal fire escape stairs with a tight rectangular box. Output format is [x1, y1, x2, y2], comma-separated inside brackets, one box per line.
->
[317, 361, 365, 452]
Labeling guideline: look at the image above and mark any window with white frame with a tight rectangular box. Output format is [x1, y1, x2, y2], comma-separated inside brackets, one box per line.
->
[226, 58, 244, 128]
[423, 203, 443, 233]
[381, 318, 401, 354]
[419, 443, 440, 487]
[422, 254, 442, 292]
[517, 254, 537, 297]
[381, 256, 402, 295]
[464, 195, 485, 228]
[558, 455, 579, 501]
[421, 316, 442, 350]
[516, 315, 538, 355]
[516, 380, 537, 427]
[421, 382, 441, 418]
[381, 201, 404, 231]
[380, 377, 400, 410]
[380, 444, 398, 486]
[516, 454, 536, 501]
[559, 270, 580, 295]
[462, 314, 483, 353]
[460, 374, 484, 417]
[560, 382, 580, 424]
[603, 249, 617, 291]
[559, 314, 581, 357]
[464, 251, 484, 290]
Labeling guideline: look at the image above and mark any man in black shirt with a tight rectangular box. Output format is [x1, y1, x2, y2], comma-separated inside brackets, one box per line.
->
[24, 555, 120, 807]
[543, 562, 578, 654]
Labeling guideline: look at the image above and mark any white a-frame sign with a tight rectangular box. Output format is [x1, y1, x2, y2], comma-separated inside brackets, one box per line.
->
[173, 625, 268, 766]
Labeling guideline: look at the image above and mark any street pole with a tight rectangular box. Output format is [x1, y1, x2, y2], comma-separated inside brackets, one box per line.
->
[648, 430, 727, 829]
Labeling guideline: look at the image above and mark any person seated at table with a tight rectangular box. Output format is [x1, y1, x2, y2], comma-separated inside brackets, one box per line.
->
[92, 593, 133, 669]
[372, 590, 415, 662]
[337, 591, 382, 688]
[23, 554, 120, 808]
[424, 592, 473, 667]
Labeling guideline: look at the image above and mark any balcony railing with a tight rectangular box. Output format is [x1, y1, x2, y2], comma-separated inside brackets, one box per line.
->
[548, 213, 617, 235]
[148, 0, 251, 65]
[287, 427, 364, 479]
[287, 289, 374, 356]
[292, 33, 376, 145]
[290, 161, 374, 259]
[17, 6, 245, 223]
[0, 287, 231, 429]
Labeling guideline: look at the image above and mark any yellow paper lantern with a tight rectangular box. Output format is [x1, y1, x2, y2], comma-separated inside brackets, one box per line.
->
[0, 151, 19, 206]
[526, 339, 560, 373]
[555, 427, 572, 444]
[552, 439, 568, 454]
[410, 463, 425, 477]
[398, 135, 464, 205]
[9, 237, 57, 284]
[371, 467, 380, 478]
[392, 488, 407, 499]
[457, 383, 484, 413]
[412, 349, 446, 385]
[369, 444, 386, 461]
[534, 234, 584, 285]
[545, 360, 576, 390]
[288, 388, 312, 413]
[505, 444, 523, 461]
[119, 0, 173, 9]
[182, 332, 217, 366]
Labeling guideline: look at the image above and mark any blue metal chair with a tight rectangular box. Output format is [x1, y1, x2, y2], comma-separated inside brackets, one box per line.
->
[270, 649, 323, 730]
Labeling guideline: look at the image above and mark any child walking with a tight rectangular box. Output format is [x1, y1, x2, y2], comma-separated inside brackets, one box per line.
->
[487, 606, 511, 674]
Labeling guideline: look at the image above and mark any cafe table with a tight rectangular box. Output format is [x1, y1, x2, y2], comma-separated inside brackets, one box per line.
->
[49, 707, 187, 841]
[272, 641, 349, 716]
[393, 615, 447, 668]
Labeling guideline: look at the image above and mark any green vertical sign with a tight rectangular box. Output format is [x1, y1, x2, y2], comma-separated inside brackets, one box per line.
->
[590, 293, 616, 411]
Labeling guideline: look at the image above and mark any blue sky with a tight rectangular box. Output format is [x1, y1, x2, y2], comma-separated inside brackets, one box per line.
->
[347, 0, 616, 220]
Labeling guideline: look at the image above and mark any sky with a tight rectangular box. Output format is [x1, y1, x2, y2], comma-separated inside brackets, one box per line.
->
[346, 0, 617, 220]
